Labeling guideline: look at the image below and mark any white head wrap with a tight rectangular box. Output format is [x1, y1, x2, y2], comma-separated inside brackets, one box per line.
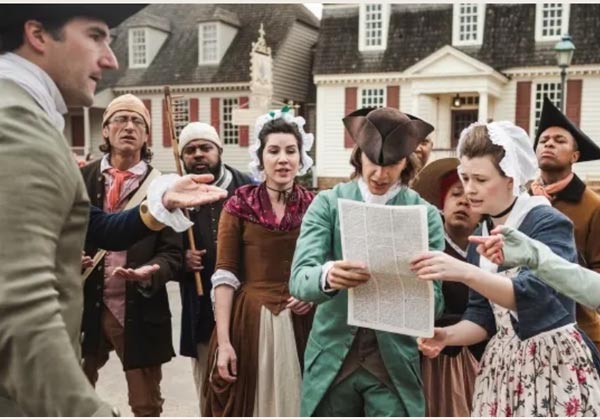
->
[457, 121, 538, 197]
[249, 108, 314, 182]
[178, 122, 222, 153]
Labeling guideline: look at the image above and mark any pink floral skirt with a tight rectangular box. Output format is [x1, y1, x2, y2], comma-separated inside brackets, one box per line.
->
[472, 308, 600, 417]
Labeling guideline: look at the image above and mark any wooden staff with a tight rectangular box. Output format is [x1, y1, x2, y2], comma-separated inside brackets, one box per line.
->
[163, 86, 204, 296]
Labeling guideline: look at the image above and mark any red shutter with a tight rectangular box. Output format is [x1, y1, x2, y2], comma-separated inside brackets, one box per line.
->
[239, 126, 249, 147]
[211, 98, 220, 135]
[189, 98, 199, 122]
[162, 99, 171, 147]
[344, 87, 358, 148]
[566, 79, 582, 127]
[515, 81, 532, 134]
[386, 85, 400, 109]
[142, 99, 152, 146]
[238, 96, 249, 146]
[71, 115, 84, 147]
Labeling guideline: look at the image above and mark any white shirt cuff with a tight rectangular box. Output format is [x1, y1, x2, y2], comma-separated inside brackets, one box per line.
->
[210, 269, 241, 305]
[320, 261, 336, 293]
[147, 174, 194, 233]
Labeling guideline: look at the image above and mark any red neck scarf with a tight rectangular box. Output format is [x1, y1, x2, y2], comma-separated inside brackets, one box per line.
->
[530, 173, 574, 202]
[224, 183, 314, 232]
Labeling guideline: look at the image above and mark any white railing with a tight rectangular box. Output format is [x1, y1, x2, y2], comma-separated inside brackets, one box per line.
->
[429, 148, 458, 161]
[71, 146, 86, 157]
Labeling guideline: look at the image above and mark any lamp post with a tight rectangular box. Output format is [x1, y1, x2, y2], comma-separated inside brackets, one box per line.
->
[554, 34, 576, 112]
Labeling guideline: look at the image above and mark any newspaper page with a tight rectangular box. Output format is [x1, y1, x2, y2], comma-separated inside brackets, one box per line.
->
[338, 198, 433, 337]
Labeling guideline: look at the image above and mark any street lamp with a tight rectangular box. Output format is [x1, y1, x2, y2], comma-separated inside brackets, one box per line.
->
[554, 34, 576, 112]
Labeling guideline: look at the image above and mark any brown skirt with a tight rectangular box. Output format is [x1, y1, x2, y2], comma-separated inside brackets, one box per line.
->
[421, 347, 479, 417]
[202, 287, 313, 417]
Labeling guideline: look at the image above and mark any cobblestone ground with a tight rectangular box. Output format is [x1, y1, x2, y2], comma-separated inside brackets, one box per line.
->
[95, 282, 198, 417]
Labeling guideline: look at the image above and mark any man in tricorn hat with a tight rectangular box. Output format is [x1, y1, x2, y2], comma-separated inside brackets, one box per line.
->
[0, 5, 227, 416]
[531, 97, 600, 352]
[290, 107, 445, 416]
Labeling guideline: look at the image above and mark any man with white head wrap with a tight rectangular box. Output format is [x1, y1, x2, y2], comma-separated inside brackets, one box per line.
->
[176, 121, 252, 412]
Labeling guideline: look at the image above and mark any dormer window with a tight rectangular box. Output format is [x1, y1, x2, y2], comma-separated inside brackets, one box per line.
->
[129, 28, 147, 68]
[359, 4, 389, 51]
[199, 22, 218, 64]
[453, 4, 485, 46]
[536, 3, 570, 41]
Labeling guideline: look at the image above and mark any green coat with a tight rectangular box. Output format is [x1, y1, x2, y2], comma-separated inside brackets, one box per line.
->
[0, 80, 113, 416]
[290, 181, 445, 416]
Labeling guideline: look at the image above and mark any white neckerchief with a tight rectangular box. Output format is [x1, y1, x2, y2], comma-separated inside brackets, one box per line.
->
[0, 52, 67, 131]
[357, 177, 403, 205]
[444, 232, 467, 259]
[480, 193, 550, 273]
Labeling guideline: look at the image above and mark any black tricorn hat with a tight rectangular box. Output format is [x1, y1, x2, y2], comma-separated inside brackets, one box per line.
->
[0, 4, 146, 31]
[343, 107, 434, 166]
[534, 97, 600, 162]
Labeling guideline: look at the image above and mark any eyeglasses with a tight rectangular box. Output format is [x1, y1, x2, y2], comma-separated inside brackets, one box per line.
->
[110, 115, 146, 128]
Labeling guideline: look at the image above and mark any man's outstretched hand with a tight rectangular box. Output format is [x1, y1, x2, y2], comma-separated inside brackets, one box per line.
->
[162, 174, 228, 210]
[113, 264, 160, 282]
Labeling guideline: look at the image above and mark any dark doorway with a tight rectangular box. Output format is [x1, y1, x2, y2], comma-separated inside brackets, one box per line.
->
[451, 110, 478, 148]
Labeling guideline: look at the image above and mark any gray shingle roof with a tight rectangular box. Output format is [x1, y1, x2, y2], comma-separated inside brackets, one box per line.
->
[100, 4, 319, 89]
[313, 4, 600, 75]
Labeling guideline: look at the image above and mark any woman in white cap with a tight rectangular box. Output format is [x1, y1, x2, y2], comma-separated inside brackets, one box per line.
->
[411, 121, 600, 416]
[203, 108, 315, 416]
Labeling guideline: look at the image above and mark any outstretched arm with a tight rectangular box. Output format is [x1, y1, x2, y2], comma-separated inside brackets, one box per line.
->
[86, 174, 227, 250]
[471, 225, 600, 311]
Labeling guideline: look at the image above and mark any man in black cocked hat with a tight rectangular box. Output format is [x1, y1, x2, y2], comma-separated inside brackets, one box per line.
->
[0, 5, 228, 416]
[531, 96, 600, 352]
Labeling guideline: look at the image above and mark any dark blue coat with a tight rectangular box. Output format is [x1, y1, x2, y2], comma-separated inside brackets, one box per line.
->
[178, 165, 253, 358]
[463, 204, 578, 340]
[87, 205, 150, 251]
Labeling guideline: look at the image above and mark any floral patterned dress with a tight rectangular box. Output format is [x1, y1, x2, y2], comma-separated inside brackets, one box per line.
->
[472, 270, 600, 417]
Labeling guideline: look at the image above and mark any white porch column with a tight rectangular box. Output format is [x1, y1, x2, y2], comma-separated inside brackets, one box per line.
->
[83, 106, 90, 156]
[478, 91, 489, 122]
[412, 92, 421, 115]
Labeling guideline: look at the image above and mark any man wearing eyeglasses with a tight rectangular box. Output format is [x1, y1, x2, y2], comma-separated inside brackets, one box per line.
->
[79, 94, 181, 416]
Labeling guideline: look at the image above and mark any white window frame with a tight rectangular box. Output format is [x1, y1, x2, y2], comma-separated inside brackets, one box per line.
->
[221, 98, 239, 145]
[358, 3, 390, 52]
[128, 27, 148, 68]
[173, 98, 190, 138]
[535, 3, 570, 42]
[360, 86, 386, 109]
[452, 4, 486, 46]
[531, 81, 562, 133]
[198, 22, 220, 65]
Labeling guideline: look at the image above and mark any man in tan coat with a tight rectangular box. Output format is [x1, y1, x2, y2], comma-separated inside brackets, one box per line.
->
[0, 5, 226, 416]
[532, 97, 600, 351]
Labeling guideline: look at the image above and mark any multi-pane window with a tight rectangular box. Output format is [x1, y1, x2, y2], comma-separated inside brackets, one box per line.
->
[222, 98, 239, 145]
[173, 99, 189, 138]
[361, 88, 385, 108]
[540, 4, 564, 38]
[364, 4, 384, 47]
[199, 23, 218, 64]
[453, 4, 484, 45]
[130, 28, 147, 67]
[458, 4, 479, 42]
[536, 3, 569, 41]
[534, 83, 561, 129]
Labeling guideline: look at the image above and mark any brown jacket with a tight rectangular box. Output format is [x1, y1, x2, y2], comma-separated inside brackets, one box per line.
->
[551, 174, 600, 349]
